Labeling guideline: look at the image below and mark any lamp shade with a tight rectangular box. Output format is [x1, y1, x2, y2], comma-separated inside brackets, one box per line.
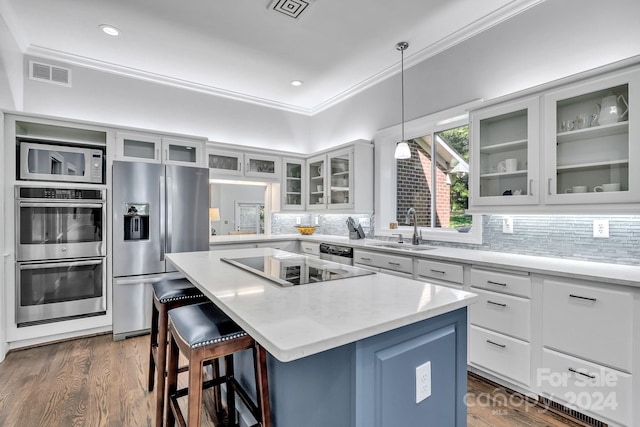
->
[394, 141, 411, 159]
[209, 208, 220, 221]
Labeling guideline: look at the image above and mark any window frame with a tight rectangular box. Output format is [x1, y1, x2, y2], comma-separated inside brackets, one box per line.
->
[374, 101, 483, 244]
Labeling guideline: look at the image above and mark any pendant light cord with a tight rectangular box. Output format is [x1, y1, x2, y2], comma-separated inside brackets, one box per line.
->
[401, 45, 405, 141]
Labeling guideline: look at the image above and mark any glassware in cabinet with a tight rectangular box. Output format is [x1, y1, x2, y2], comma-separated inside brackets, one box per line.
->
[282, 158, 305, 210]
[470, 97, 539, 207]
[328, 151, 351, 207]
[307, 157, 326, 209]
[544, 68, 639, 204]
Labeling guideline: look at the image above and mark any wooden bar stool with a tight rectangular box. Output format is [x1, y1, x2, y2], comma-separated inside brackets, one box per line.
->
[148, 278, 208, 427]
[165, 302, 271, 427]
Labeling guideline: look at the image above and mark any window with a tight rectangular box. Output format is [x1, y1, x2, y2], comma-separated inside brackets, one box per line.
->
[374, 101, 482, 244]
[235, 202, 264, 233]
[395, 125, 471, 229]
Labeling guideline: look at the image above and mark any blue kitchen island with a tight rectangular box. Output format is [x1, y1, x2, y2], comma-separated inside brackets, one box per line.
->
[167, 248, 477, 427]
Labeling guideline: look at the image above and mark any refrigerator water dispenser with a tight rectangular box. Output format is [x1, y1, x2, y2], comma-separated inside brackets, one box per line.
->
[124, 203, 149, 241]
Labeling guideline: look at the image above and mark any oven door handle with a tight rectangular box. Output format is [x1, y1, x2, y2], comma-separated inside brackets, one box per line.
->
[19, 202, 104, 209]
[19, 259, 104, 270]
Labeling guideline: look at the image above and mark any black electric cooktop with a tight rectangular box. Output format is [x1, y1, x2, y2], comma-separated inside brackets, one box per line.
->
[221, 253, 375, 287]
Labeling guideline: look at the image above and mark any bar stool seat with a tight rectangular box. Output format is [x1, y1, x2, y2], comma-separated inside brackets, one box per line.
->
[148, 278, 208, 427]
[166, 302, 271, 427]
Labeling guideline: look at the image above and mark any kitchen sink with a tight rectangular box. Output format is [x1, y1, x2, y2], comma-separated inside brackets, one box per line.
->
[367, 243, 436, 251]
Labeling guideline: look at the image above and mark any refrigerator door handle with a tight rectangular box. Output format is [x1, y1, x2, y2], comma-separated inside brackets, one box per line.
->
[166, 176, 173, 253]
[159, 175, 165, 262]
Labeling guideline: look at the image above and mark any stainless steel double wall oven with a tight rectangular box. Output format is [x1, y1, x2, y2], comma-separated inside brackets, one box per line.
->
[15, 186, 107, 326]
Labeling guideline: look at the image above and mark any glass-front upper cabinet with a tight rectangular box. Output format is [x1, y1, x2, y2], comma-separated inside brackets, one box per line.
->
[470, 97, 540, 206]
[115, 132, 162, 163]
[245, 153, 280, 179]
[327, 148, 354, 210]
[307, 155, 326, 209]
[282, 158, 305, 210]
[116, 132, 205, 167]
[207, 149, 243, 177]
[162, 137, 205, 167]
[543, 69, 639, 204]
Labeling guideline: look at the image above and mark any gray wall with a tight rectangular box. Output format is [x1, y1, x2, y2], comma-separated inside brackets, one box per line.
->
[6, 0, 639, 154]
[0, 11, 22, 110]
[309, 0, 640, 152]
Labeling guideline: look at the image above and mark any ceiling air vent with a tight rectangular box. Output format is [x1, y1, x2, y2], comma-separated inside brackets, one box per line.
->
[29, 61, 71, 86]
[267, 0, 315, 20]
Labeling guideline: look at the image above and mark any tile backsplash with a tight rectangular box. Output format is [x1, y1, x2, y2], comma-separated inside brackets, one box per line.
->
[272, 213, 640, 266]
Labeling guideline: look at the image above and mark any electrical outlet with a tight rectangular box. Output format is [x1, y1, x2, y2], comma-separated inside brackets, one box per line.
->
[360, 217, 370, 228]
[502, 216, 514, 234]
[314, 216, 319, 225]
[415, 361, 431, 403]
[296, 217, 301, 225]
[593, 219, 609, 238]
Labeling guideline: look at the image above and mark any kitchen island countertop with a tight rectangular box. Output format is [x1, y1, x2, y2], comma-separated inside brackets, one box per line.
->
[166, 248, 477, 362]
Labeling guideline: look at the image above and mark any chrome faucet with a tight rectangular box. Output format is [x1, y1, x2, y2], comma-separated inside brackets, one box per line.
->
[405, 207, 422, 245]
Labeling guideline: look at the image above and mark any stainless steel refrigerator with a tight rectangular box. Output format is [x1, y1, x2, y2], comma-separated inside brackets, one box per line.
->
[112, 161, 209, 340]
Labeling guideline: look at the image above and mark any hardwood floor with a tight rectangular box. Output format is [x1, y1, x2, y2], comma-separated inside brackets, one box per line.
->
[0, 333, 582, 427]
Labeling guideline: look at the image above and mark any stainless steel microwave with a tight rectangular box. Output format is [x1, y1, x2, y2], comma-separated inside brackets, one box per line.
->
[19, 141, 104, 184]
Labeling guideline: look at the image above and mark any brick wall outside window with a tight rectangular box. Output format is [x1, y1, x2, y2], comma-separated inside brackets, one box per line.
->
[396, 140, 451, 227]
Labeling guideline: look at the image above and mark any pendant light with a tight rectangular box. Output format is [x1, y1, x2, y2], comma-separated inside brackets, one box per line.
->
[394, 41, 411, 159]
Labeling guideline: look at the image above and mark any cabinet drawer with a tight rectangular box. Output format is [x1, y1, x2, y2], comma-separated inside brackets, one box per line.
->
[470, 268, 531, 298]
[543, 280, 633, 372]
[541, 348, 631, 427]
[469, 325, 530, 386]
[469, 288, 530, 341]
[353, 250, 412, 274]
[415, 259, 463, 285]
[299, 241, 319, 256]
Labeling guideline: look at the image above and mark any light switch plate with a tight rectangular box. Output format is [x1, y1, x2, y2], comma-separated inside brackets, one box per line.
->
[415, 361, 431, 403]
[360, 217, 370, 228]
[296, 217, 301, 225]
[593, 219, 609, 238]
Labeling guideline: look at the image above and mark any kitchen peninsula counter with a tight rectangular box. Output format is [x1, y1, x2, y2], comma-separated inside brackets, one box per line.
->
[167, 248, 477, 427]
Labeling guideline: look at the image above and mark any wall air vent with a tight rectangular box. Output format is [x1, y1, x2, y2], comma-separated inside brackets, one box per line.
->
[267, 0, 315, 20]
[29, 61, 71, 86]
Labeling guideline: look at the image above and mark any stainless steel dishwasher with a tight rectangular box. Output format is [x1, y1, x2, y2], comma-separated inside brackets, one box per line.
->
[319, 243, 354, 265]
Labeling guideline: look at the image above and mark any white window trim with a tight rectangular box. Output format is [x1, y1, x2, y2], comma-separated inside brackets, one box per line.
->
[374, 100, 483, 245]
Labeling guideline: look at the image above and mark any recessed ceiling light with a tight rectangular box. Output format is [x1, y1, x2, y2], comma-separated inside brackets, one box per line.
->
[99, 24, 120, 36]
[291, 80, 303, 87]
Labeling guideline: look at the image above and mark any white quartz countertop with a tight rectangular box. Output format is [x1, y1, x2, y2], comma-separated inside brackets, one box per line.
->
[166, 248, 478, 362]
[210, 234, 640, 287]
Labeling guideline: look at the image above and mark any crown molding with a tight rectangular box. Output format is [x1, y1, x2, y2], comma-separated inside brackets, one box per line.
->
[19, 0, 545, 116]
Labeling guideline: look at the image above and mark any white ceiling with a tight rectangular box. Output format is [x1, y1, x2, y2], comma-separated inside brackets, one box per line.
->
[3, 0, 544, 114]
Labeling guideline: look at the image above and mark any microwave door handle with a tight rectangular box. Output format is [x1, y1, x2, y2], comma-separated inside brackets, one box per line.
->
[19, 259, 103, 270]
[19, 202, 104, 209]
[159, 175, 166, 262]
[166, 176, 173, 253]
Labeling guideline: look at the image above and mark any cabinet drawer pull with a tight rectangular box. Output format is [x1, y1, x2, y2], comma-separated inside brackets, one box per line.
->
[487, 280, 507, 286]
[569, 294, 597, 302]
[486, 340, 506, 348]
[303, 248, 312, 252]
[388, 262, 401, 266]
[487, 300, 507, 307]
[360, 257, 371, 261]
[568, 367, 596, 379]
[430, 269, 446, 274]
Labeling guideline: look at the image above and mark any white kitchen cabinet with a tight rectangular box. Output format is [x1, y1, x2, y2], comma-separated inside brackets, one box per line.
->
[115, 132, 205, 167]
[244, 153, 280, 179]
[299, 241, 319, 257]
[469, 325, 531, 386]
[544, 69, 640, 205]
[470, 96, 540, 206]
[415, 259, 464, 288]
[468, 267, 532, 386]
[207, 148, 244, 177]
[542, 279, 633, 372]
[540, 348, 632, 427]
[305, 141, 373, 213]
[282, 158, 305, 210]
[353, 249, 413, 278]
